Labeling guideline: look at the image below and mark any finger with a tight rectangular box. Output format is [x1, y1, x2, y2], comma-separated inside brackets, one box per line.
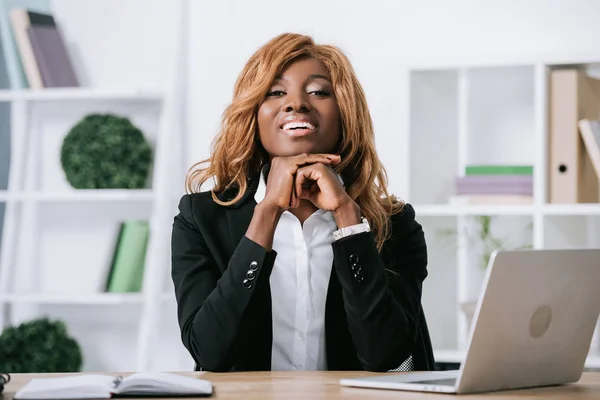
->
[324, 154, 342, 164]
[295, 169, 306, 202]
[292, 153, 340, 168]
[291, 178, 299, 208]
[296, 165, 322, 199]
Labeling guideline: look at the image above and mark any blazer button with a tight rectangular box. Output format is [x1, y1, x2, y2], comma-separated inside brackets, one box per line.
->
[249, 261, 259, 271]
[246, 270, 256, 280]
[243, 279, 253, 289]
[354, 271, 364, 282]
[349, 254, 359, 264]
[351, 262, 359, 272]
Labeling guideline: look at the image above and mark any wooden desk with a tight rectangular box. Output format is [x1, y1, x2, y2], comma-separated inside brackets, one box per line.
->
[3, 371, 600, 399]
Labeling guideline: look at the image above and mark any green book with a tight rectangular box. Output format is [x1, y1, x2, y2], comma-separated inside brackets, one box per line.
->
[465, 165, 533, 176]
[106, 220, 150, 293]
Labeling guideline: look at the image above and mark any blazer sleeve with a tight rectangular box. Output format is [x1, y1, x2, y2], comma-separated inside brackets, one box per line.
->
[171, 194, 276, 371]
[331, 203, 428, 372]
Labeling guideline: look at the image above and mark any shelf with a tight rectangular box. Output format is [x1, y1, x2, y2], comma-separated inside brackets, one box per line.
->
[0, 87, 163, 102]
[0, 293, 144, 305]
[0, 189, 155, 202]
[414, 204, 535, 216]
[434, 349, 600, 368]
[407, 53, 600, 71]
[413, 203, 600, 217]
[0, 292, 175, 305]
[542, 204, 600, 216]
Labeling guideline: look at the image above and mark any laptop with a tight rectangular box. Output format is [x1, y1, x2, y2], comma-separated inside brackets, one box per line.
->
[340, 248, 600, 394]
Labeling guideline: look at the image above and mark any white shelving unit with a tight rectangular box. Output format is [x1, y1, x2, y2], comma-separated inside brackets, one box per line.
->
[0, 1, 191, 372]
[405, 55, 600, 369]
[0, 88, 164, 102]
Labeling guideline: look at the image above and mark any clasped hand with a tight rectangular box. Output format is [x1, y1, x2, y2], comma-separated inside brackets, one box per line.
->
[262, 153, 352, 212]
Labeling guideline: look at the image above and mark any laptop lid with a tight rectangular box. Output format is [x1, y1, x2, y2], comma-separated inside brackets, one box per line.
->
[455, 249, 600, 394]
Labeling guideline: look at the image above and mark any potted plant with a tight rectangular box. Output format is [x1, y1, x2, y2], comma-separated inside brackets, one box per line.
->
[438, 215, 532, 330]
[60, 113, 153, 189]
[0, 318, 83, 373]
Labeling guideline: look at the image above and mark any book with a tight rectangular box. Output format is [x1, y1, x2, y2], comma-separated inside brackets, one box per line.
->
[455, 185, 533, 196]
[578, 119, 600, 180]
[9, 8, 55, 89]
[449, 194, 534, 205]
[465, 165, 533, 176]
[102, 222, 124, 292]
[0, 0, 51, 88]
[105, 220, 149, 293]
[27, 24, 79, 87]
[14, 372, 213, 399]
[455, 175, 533, 196]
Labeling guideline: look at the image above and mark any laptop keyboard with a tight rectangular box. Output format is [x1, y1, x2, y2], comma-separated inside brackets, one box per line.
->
[410, 378, 457, 386]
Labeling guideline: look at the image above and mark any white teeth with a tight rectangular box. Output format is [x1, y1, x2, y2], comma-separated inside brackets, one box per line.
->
[282, 121, 315, 130]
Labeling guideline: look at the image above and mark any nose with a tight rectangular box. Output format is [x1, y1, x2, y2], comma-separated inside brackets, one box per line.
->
[283, 91, 311, 113]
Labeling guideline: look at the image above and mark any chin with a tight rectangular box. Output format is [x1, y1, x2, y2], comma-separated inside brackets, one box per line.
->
[277, 145, 322, 157]
[279, 148, 322, 157]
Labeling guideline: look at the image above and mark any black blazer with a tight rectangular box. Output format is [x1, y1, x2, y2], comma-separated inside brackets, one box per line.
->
[170, 182, 435, 372]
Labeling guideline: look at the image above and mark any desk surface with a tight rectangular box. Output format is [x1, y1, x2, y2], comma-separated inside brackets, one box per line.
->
[3, 371, 600, 399]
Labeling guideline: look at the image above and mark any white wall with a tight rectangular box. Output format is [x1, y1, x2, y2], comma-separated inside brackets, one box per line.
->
[23, 0, 600, 371]
[188, 0, 600, 197]
[49, 0, 600, 199]
[51, 0, 179, 91]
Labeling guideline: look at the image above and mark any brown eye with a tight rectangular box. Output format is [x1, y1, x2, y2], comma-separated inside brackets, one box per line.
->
[267, 90, 285, 97]
[310, 90, 330, 96]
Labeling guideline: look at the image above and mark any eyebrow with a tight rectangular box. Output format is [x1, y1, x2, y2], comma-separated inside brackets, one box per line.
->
[274, 74, 332, 83]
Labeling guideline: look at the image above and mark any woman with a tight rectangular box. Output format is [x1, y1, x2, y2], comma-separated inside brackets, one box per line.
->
[171, 33, 435, 372]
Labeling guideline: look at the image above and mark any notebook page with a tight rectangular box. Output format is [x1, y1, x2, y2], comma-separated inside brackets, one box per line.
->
[14, 375, 114, 399]
[117, 372, 212, 395]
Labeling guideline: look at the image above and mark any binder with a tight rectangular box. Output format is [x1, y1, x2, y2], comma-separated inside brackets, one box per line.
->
[549, 68, 600, 203]
[578, 119, 600, 180]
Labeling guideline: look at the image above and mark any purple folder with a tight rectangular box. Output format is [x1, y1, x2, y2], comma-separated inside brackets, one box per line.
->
[456, 175, 533, 195]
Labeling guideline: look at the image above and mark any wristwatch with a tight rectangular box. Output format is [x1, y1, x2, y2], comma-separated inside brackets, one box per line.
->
[333, 217, 370, 241]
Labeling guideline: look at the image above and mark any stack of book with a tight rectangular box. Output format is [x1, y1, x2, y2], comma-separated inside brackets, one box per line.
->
[451, 165, 534, 205]
[1, 4, 78, 89]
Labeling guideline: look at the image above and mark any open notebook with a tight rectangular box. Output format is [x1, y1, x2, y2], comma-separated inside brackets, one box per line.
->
[14, 372, 213, 399]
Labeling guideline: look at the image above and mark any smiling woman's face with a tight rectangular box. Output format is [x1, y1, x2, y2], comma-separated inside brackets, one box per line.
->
[257, 57, 342, 158]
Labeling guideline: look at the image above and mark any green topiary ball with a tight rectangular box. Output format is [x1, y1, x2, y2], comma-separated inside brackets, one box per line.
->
[60, 113, 153, 189]
[0, 318, 83, 373]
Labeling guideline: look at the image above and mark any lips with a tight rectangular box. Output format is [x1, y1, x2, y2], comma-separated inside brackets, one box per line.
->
[282, 121, 316, 130]
[280, 118, 318, 137]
